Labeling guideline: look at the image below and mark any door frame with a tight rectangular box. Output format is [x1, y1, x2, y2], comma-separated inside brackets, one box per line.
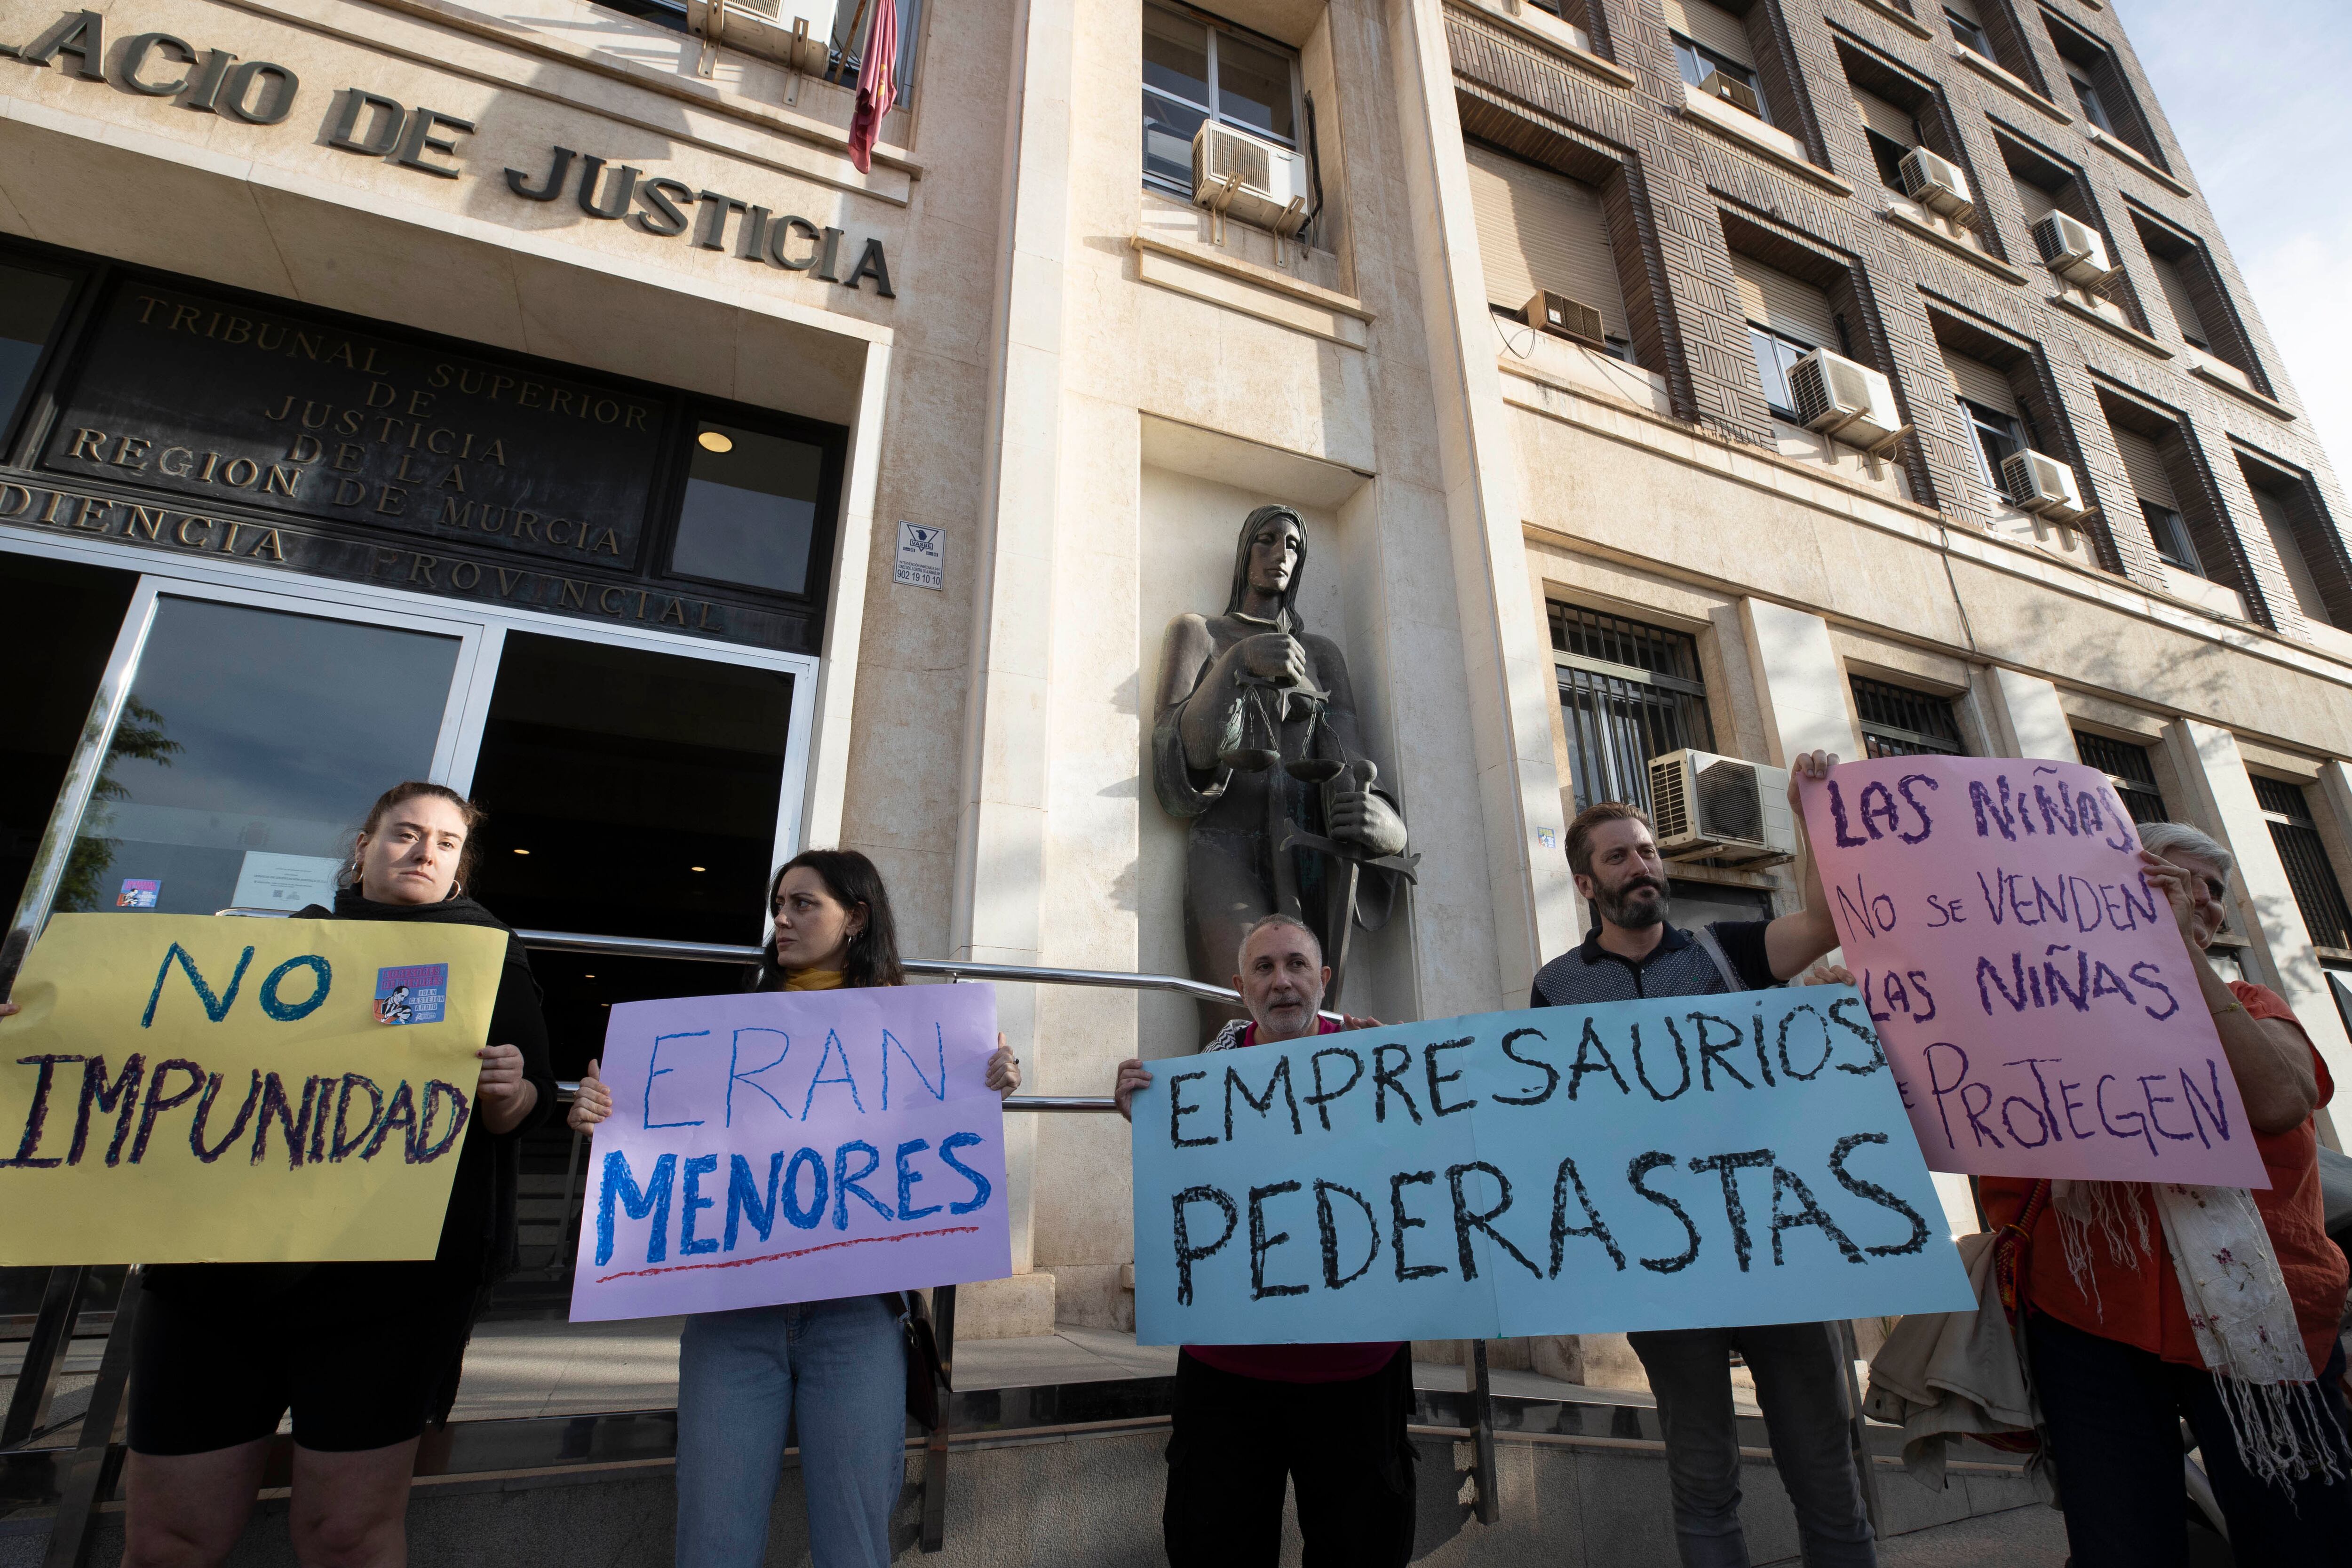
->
[2, 530, 822, 941]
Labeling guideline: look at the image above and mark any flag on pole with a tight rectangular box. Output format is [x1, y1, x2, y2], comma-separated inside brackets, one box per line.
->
[848, 0, 898, 174]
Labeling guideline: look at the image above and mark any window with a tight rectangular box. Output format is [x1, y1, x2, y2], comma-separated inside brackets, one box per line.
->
[1551, 605, 1715, 815]
[2073, 731, 2168, 824]
[1851, 86, 1917, 190]
[2250, 485, 2341, 629]
[1747, 328, 1814, 421]
[668, 419, 833, 597]
[1668, 0, 1767, 120]
[1142, 3, 1299, 197]
[1960, 401, 2023, 497]
[2111, 424, 2199, 573]
[1463, 143, 1635, 360]
[0, 259, 75, 452]
[2140, 501, 2201, 574]
[2254, 776, 2352, 954]
[2065, 68, 2114, 134]
[1675, 36, 1767, 119]
[2148, 252, 2207, 350]
[1944, 4, 1989, 55]
[1852, 676, 1964, 758]
[2044, 10, 2160, 165]
[1731, 252, 1836, 421]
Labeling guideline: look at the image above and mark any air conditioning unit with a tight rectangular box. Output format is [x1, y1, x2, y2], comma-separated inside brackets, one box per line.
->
[1698, 69, 1762, 118]
[1648, 749, 1796, 867]
[684, 0, 833, 71]
[1897, 146, 1974, 223]
[1192, 123, 1311, 239]
[1788, 349, 1906, 449]
[2001, 448, 2089, 521]
[1526, 290, 1606, 347]
[2032, 211, 2114, 287]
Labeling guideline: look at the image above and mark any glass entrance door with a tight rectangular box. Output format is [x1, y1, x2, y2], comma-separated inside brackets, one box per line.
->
[60, 591, 472, 917]
[460, 630, 800, 1078]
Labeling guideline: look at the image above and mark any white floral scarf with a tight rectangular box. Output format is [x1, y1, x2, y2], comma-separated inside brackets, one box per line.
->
[2056, 1179, 2350, 1488]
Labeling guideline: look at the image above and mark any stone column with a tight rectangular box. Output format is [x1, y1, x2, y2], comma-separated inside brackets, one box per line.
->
[2162, 720, 2352, 1089]
[1737, 599, 1865, 764]
[1383, 0, 1577, 1010]
[944, 0, 1078, 1336]
[801, 337, 892, 849]
[1979, 669, 2077, 764]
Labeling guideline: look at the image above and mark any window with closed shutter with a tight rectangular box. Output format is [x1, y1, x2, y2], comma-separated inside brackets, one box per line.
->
[2150, 253, 2209, 349]
[2013, 176, 2057, 225]
[2113, 427, 2177, 510]
[1943, 350, 2017, 416]
[1464, 144, 1631, 343]
[1665, 0, 1754, 65]
[1853, 88, 1915, 146]
[1730, 253, 1835, 347]
[2252, 486, 2334, 625]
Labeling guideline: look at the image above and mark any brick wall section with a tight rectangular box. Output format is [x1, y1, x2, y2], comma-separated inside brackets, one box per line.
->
[1440, 0, 2352, 645]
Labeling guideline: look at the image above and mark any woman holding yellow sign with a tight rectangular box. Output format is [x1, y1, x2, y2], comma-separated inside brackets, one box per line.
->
[3, 780, 556, 1568]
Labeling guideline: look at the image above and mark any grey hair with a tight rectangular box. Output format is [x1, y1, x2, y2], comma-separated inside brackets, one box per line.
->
[2137, 820, 2234, 879]
[1236, 913, 1322, 972]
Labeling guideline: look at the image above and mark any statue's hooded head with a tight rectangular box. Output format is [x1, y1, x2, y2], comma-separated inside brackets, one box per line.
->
[1224, 504, 1310, 629]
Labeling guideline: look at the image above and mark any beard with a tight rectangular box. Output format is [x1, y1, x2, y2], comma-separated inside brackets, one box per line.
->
[1596, 876, 1669, 930]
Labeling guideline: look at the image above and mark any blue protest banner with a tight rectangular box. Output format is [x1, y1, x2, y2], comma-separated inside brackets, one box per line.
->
[1131, 987, 1973, 1345]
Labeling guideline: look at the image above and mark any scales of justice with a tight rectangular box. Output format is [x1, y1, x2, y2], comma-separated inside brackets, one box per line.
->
[1151, 504, 1417, 1015]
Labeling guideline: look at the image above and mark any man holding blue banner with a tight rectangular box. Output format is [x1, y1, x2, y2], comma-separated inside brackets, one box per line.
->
[1114, 915, 1414, 1568]
[1532, 750, 1876, 1568]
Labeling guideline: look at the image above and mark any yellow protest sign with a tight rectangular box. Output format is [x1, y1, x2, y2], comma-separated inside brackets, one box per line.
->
[0, 915, 507, 1265]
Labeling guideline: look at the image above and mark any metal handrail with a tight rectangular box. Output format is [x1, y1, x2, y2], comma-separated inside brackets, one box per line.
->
[513, 926, 1256, 1011]
[222, 915, 1282, 1019]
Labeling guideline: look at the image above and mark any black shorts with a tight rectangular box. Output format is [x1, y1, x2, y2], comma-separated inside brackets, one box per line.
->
[128, 1260, 481, 1456]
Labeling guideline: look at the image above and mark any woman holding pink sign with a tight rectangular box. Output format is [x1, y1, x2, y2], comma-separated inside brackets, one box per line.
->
[568, 848, 1022, 1568]
[1980, 821, 2352, 1565]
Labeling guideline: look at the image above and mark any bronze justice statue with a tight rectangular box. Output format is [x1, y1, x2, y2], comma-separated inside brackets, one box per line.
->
[1152, 504, 1415, 1015]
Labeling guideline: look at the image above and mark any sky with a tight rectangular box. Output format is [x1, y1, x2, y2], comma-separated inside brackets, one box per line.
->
[2124, 0, 2352, 469]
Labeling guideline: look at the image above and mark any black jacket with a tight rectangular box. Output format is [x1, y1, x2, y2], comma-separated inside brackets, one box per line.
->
[307, 888, 560, 1280]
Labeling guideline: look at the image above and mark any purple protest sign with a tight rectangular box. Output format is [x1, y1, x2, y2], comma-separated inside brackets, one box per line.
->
[1799, 756, 2265, 1186]
[568, 983, 1010, 1323]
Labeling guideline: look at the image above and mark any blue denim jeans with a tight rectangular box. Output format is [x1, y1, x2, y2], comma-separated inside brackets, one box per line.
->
[1628, 1322, 1876, 1568]
[675, 1294, 909, 1568]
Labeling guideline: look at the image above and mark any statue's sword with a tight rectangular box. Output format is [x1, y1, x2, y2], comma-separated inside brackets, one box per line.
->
[1274, 758, 1418, 1007]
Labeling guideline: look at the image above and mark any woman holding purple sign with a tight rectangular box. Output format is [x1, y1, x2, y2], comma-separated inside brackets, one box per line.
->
[1981, 821, 2352, 1564]
[569, 848, 1021, 1568]
[0, 780, 560, 1568]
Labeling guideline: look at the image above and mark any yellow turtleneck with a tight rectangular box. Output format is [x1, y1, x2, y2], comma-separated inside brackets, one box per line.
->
[783, 968, 847, 991]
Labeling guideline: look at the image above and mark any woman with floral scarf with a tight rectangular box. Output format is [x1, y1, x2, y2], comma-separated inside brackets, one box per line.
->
[1981, 820, 2352, 1564]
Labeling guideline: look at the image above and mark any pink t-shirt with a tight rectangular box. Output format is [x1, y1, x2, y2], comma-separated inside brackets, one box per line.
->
[1181, 1017, 1406, 1385]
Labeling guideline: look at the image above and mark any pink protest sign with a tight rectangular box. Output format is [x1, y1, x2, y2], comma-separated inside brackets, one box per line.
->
[1798, 756, 2265, 1186]
[568, 983, 1011, 1322]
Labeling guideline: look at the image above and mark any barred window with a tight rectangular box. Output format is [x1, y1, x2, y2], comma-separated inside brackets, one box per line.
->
[1551, 605, 1714, 815]
[2073, 731, 2169, 825]
[2252, 776, 2352, 954]
[1851, 677, 1963, 758]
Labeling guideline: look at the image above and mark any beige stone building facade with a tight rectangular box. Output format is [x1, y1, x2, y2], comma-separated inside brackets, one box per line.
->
[6, 0, 2352, 1337]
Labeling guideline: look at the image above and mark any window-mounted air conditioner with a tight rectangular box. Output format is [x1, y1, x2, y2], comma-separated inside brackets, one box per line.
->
[1788, 349, 1907, 450]
[1698, 69, 1762, 118]
[684, 0, 832, 72]
[1898, 146, 1974, 223]
[2001, 448, 2089, 521]
[1192, 123, 1312, 239]
[1526, 290, 1606, 348]
[1648, 750, 1797, 867]
[2032, 211, 2114, 287]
